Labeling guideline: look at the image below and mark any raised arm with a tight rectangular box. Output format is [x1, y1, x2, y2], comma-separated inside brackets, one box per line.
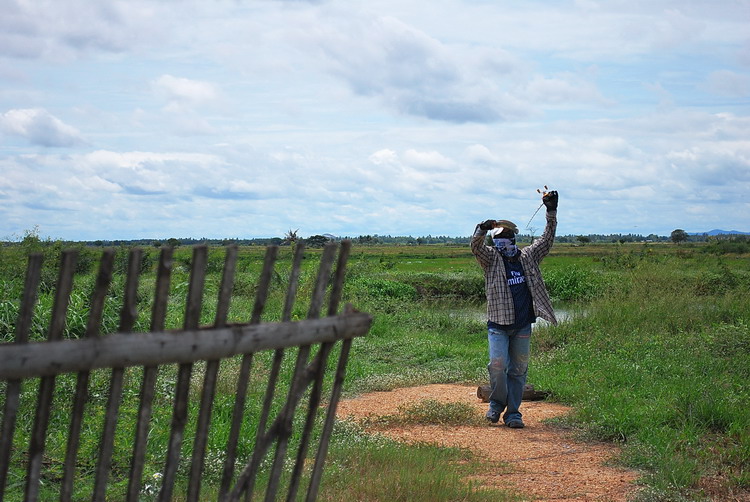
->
[470, 219, 496, 268]
[525, 191, 558, 261]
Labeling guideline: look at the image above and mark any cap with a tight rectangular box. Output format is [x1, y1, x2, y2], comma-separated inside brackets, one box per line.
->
[490, 220, 519, 237]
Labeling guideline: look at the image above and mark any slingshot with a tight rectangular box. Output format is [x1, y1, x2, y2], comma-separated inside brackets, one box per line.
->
[525, 186, 551, 231]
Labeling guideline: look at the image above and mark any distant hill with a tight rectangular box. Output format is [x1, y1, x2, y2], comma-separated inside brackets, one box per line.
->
[689, 229, 750, 236]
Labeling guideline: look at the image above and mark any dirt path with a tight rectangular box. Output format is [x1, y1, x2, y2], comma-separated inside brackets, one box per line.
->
[336, 384, 640, 501]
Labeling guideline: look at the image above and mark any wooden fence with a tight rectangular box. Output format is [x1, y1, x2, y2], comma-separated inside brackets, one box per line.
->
[0, 241, 371, 501]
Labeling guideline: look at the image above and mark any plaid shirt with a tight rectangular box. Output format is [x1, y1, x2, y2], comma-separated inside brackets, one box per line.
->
[471, 211, 557, 326]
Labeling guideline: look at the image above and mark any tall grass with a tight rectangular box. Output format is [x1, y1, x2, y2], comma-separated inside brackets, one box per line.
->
[340, 245, 750, 500]
[2, 241, 749, 500]
[530, 255, 750, 499]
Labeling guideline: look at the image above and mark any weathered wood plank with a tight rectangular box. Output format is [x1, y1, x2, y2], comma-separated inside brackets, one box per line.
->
[307, 242, 337, 319]
[217, 245, 280, 499]
[161, 245, 208, 502]
[282, 243, 305, 322]
[0, 313, 372, 380]
[287, 241, 351, 501]
[127, 246, 173, 502]
[219, 244, 303, 500]
[188, 245, 240, 502]
[13, 253, 43, 344]
[218, 353, 254, 500]
[286, 342, 333, 502]
[306, 335, 353, 502]
[250, 245, 278, 324]
[327, 240, 351, 317]
[25, 249, 77, 502]
[215, 245, 238, 327]
[61, 249, 115, 502]
[0, 253, 42, 500]
[231, 244, 338, 501]
[262, 244, 338, 502]
[2, 242, 370, 502]
[47, 250, 79, 343]
[94, 248, 142, 501]
[151, 246, 174, 332]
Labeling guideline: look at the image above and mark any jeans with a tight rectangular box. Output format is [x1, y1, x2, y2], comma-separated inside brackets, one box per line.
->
[487, 324, 531, 423]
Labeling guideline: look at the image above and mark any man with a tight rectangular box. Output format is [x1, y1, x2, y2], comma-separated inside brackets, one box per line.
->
[470, 190, 558, 428]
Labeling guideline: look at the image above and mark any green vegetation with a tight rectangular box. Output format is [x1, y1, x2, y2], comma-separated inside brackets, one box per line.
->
[1, 236, 749, 500]
[360, 399, 487, 429]
[321, 421, 517, 502]
[335, 242, 750, 500]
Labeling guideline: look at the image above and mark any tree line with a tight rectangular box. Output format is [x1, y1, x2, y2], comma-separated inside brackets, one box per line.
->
[5, 226, 743, 250]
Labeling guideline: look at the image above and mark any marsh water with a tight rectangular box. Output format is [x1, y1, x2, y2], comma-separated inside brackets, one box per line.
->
[450, 302, 577, 327]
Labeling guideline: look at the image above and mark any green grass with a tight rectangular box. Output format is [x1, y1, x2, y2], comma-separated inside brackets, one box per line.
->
[362, 399, 487, 428]
[319, 420, 517, 502]
[341, 244, 750, 500]
[528, 257, 750, 499]
[1, 241, 749, 500]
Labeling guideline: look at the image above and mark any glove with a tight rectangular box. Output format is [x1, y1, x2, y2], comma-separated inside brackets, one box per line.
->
[542, 190, 558, 211]
[479, 219, 496, 231]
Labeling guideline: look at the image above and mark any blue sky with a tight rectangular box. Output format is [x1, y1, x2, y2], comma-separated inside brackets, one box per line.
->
[1, 0, 749, 241]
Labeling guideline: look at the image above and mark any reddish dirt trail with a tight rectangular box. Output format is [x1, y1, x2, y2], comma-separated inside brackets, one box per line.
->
[336, 383, 640, 501]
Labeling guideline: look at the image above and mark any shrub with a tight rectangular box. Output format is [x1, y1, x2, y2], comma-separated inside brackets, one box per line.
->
[113, 247, 157, 275]
[703, 238, 750, 255]
[543, 265, 601, 301]
[349, 278, 417, 300]
[399, 273, 484, 301]
[74, 246, 99, 275]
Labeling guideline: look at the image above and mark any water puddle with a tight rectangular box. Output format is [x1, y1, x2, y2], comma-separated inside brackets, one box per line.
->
[449, 303, 578, 327]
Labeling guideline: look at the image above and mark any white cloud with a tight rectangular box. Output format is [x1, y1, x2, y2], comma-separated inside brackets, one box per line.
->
[2, 1, 750, 240]
[523, 74, 611, 106]
[402, 149, 454, 171]
[152, 75, 219, 105]
[704, 70, 750, 97]
[80, 150, 225, 194]
[302, 12, 527, 123]
[465, 144, 499, 165]
[149, 75, 222, 135]
[0, 108, 85, 147]
[368, 149, 399, 166]
[0, 0, 164, 61]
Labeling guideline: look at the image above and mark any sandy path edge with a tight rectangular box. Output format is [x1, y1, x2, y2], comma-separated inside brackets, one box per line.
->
[336, 383, 640, 502]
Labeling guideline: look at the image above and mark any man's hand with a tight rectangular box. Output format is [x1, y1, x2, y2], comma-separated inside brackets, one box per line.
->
[479, 219, 496, 231]
[542, 190, 558, 211]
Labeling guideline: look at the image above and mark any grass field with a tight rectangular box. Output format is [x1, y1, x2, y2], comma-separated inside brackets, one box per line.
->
[1, 239, 749, 501]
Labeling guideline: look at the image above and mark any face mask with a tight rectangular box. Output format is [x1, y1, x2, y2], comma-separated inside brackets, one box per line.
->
[493, 237, 518, 257]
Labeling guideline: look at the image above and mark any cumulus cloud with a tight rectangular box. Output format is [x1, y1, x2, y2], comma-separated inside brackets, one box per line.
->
[368, 149, 399, 166]
[303, 13, 527, 123]
[2, 1, 750, 240]
[80, 150, 224, 195]
[289, 7, 633, 123]
[0, 108, 85, 147]
[0, 0, 163, 60]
